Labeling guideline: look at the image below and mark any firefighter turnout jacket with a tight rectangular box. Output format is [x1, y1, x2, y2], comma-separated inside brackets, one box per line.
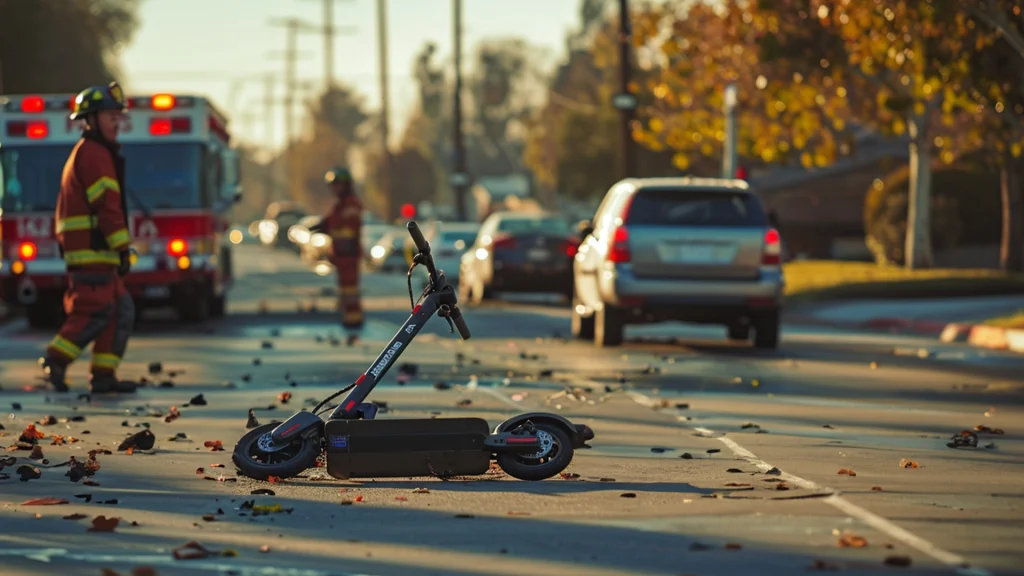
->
[324, 195, 363, 258]
[55, 133, 131, 269]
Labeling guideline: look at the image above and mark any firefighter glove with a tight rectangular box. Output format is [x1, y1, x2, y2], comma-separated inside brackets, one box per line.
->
[118, 250, 131, 277]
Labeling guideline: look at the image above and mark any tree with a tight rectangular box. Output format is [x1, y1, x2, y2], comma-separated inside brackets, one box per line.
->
[755, 0, 974, 269]
[632, 1, 854, 177]
[959, 0, 1024, 271]
[0, 0, 140, 92]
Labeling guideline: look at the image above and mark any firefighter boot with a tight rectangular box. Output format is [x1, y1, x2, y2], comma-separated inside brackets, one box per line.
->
[89, 373, 138, 394]
[38, 357, 69, 393]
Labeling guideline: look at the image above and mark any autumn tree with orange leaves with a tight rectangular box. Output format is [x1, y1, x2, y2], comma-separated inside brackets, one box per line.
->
[633, 1, 856, 175]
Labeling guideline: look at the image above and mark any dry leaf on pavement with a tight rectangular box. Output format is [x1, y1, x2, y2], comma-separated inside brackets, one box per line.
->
[22, 497, 68, 505]
[837, 468, 856, 476]
[88, 516, 120, 532]
[838, 534, 868, 548]
[898, 459, 919, 469]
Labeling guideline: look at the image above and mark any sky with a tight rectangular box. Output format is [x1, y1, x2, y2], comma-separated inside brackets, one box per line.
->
[120, 0, 583, 150]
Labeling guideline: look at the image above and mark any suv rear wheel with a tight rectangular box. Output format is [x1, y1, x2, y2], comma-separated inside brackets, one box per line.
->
[594, 305, 624, 347]
[727, 324, 750, 341]
[753, 311, 780, 349]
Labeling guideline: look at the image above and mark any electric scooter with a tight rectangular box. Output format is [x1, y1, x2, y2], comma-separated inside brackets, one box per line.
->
[232, 221, 595, 482]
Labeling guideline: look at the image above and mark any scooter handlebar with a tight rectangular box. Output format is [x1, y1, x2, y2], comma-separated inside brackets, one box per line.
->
[407, 221, 430, 255]
[449, 305, 471, 340]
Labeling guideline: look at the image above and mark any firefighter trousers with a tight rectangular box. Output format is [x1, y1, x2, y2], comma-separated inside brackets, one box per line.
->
[332, 257, 364, 331]
[46, 272, 135, 376]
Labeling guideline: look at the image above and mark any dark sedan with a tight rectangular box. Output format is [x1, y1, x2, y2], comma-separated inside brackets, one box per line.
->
[458, 212, 579, 304]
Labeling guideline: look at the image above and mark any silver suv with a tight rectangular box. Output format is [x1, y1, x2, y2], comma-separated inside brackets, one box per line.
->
[572, 177, 784, 348]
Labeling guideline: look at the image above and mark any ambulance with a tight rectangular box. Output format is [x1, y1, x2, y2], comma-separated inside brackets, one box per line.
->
[0, 93, 242, 327]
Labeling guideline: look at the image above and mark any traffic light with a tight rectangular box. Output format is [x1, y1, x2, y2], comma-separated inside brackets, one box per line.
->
[735, 166, 748, 180]
[400, 203, 416, 219]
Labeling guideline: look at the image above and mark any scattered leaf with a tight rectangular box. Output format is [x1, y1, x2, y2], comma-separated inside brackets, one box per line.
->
[620, 493, 637, 498]
[188, 394, 207, 406]
[724, 542, 742, 550]
[22, 497, 69, 505]
[871, 486, 883, 491]
[38, 415, 58, 426]
[837, 468, 857, 477]
[29, 445, 44, 460]
[724, 483, 750, 487]
[202, 514, 216, 522]
[507, 510, 531, 516]
[259, 544, 271, 553]
[412, 487, 430, 494]
[838, 534, 868, 548]
[395, 496, 408, 501]
[63, 513, 88, 520]
[775, 482, 790, 491]
[559, 472, 580, 480]
[203, 440, 224, 452]
[164, 406, 181, 424]
[726, 468, 744, 473]
[17, 465, 41, 481]
[196, 468, 205, 475]
[898, 459, 919, 469]
[88, 515, 120, 532]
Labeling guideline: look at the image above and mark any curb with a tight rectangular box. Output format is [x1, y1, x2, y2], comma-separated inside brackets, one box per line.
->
[787, 313, 1024, 354]
[941, 322, 1024, 353]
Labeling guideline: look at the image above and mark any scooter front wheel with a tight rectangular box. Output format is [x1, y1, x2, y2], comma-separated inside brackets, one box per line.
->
[496, 422, 574, 481]
[232, 423, 321, 480]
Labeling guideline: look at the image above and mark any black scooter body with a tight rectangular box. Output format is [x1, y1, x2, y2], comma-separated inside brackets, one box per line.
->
[236, 221, 594, 482]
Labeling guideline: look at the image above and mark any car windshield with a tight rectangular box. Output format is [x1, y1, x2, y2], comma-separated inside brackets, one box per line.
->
[626, 188, 767, 227]
[121, 143, 203, 210]
[497, 217, 571, 235]
[0, 145, 71, 213]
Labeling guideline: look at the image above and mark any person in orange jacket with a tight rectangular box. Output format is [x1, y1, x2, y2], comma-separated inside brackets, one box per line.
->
[310, 167, 364, 337]
[39, 82, 137, 394]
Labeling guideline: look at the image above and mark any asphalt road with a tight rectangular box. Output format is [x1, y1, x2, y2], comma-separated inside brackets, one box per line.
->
[0, 244, 1021, 576]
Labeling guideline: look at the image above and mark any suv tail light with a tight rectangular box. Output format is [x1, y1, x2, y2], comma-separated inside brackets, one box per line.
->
[491, 233, 517, 250]
[607, 226, 630, 263]
[564, 238, 580, 257]
[762, 228, 781, 265]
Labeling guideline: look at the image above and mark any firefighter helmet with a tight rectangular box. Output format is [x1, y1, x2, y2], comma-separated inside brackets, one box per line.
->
[70, 82, 128, 121]
[324, 167, 352, 185]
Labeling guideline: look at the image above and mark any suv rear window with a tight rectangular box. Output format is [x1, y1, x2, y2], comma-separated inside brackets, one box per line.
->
[626, 188, 766, 227]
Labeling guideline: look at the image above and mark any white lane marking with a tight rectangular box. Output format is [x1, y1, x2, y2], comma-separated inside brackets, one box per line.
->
[565, 377, 991, 576]
[0, 318, 28, 338]
[0, 548, 376, 576]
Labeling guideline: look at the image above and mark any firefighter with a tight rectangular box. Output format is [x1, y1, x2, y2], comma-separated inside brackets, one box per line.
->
[38, 82, 137, 394]
[310, 167, 364, 336]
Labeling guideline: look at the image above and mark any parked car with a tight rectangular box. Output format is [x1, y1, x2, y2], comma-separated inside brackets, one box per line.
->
[458, 212, 579, 304]
[286, 215, 331, 263]
[408, 221, 480, 291]
[368, 230, 411, 273]
[571, 177, 783, 348]
[259, 201, 307, 248]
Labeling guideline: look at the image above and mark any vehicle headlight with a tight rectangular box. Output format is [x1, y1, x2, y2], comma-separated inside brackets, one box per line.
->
[475, 248, 488, 260]
[311, 234, 327, 248]
[370, 246, 386, 259]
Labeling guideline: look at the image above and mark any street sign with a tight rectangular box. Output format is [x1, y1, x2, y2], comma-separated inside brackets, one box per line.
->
[449, 172, 471, 188]
[612, 93, 638, 111]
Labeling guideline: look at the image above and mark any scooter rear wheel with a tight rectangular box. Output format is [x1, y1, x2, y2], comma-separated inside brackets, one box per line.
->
[232, 423, 321, 480]
[496, 422, 574, 481]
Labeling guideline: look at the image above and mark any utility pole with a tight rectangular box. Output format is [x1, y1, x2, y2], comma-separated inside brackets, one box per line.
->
[377, 0, 393, 220]
[722, 84, 738, 179]
[268, 17, 317, 205]
[615, 0, 637, 179]
[451, 0, 470, 221]
[263, 76, 276, 206]
[301, 0, 356, 89]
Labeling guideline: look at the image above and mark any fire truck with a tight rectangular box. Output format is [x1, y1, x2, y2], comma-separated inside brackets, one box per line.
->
[0, 93, 242, 327]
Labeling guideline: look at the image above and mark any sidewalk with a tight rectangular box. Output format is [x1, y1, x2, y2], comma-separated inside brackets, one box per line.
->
[785, 295, 1024, 353]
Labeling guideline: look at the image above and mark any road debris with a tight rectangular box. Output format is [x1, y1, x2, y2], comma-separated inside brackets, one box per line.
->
[187, 394, 207, 406]
[88, 515, 120, 532]
[898, 459, 919, 469]
[883, 555, 912, 567]
[245, 410, 260, 429]
[974, 424, 1005, 434]
[172, 540, 238, 560]
[22, 497, 68, 505]
[117, 430, 155, 452]
[837, 533, 867, 548]
[837, 468, 857, 476]
[947, 430, 979, 449]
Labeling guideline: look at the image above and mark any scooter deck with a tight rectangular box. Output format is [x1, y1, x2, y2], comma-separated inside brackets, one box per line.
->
[324, 418, 491, 479]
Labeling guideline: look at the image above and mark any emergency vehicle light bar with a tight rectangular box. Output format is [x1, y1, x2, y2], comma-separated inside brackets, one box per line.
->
[21, 96, 45, 113]
[6, 120, 49, 139]
[130, 96, 195, 110]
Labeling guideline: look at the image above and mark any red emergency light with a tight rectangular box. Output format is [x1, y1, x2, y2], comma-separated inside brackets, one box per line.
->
[149, 117, 192, 136]
[21, 96, 45, 113]
[18, 241, 38, 261]
[400, 203, 416, 219]
[26, 121, 48, 139]
[167, 238, 188, 257]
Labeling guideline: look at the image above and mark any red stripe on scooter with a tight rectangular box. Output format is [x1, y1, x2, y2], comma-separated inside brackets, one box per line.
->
[355, 374, 366, 385]
[506, 437, 538, 443]
[412, 304, 421, 314]
[345, 400, 356, 411]
[281, 423, 301, 436]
